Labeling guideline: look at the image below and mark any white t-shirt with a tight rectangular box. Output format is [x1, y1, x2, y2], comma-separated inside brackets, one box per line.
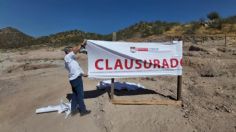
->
[64, 52, 84, 80]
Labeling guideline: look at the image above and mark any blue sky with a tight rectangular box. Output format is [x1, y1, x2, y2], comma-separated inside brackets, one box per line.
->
[0, 0, 236, 37]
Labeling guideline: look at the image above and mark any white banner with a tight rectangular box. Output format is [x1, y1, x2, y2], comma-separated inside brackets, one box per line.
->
[86, 40, 182, 78]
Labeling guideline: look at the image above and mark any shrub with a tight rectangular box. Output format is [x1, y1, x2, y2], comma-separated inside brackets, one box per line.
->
[207, 12, 220, 21]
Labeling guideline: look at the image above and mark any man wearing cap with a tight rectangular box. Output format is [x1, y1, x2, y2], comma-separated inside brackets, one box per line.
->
[63, 40, 91, 116]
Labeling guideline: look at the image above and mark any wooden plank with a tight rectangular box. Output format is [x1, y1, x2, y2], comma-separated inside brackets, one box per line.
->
[112, 99, 182, 106]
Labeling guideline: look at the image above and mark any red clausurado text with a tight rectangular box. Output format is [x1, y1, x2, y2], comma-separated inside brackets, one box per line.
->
[94, 58, 183, 70]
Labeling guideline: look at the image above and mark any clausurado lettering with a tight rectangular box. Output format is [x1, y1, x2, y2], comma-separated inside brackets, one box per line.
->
[95, 58, 183, 70]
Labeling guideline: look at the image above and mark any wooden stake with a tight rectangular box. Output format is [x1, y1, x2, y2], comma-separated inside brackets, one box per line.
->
[110, 32, 116, 100]
[112, 32, 117, 41]
[177, 75, 182, 100]
[225, 34, 227, 47]
[111, 78, 115, 99]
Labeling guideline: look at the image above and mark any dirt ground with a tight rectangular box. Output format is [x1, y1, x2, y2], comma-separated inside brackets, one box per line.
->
[0, 41, 236, 132]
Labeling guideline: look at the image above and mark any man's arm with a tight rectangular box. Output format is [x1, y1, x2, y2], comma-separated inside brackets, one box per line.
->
[72, 39, 87, 54]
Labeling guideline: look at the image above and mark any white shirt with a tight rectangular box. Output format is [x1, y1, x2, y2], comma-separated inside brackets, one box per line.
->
[64, 52, 84, 80]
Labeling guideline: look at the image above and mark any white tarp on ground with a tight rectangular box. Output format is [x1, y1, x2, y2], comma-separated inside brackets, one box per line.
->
[97, 80, 145, 90]
[36, 81, 146, 118]
[86, 40, 183, 78]
[36, 100, 71, 119]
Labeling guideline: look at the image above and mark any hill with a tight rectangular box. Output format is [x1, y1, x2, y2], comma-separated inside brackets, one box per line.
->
[32, 30, 111, 47]
[0, 28, 111, 49]
[0, 13, 236, 49]
[0, 27, 34, 48]
[116, 21, 179, 40]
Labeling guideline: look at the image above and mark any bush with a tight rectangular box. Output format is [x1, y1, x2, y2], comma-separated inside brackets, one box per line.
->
[198, 61, 226, 77]
[208, 20, 222, 30]
[207, 12, 220, 21]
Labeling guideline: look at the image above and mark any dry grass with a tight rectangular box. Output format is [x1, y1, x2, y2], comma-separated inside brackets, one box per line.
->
[197, 60, 226, 77]
[6, 63, 58, 73]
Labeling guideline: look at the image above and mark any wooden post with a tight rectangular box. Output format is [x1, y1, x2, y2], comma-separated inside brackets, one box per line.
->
[201, 36, 203, 44]
[177, 75, 182, 100]
[112, 32, 117, 41]
[225, 34, 227, 47]
[110, 32, 116, 100]
[111, 78, 115, 99]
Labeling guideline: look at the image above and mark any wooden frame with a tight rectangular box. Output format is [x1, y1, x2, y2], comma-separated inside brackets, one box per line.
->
[109, 32, 182, 105]
[110, 76, 182, 105]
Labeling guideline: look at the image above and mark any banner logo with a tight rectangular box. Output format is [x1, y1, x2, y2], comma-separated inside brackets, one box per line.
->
[130, 47, 159, 53]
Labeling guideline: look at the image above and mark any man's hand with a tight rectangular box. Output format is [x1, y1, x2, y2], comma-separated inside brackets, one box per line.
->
[82, 74, 88, 77]
[72, 39, 87, 54]
[82, 39, 87, 46]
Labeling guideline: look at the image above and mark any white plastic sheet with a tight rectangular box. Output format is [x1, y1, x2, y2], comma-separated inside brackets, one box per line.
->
[97, 80, 145, 91]
[36, 100, 71, 118]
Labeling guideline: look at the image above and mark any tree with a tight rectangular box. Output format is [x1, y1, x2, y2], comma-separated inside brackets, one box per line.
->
[207, 12, 220, 21]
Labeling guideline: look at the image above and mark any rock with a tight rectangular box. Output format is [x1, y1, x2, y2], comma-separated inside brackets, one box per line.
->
[183, 114, 189, 118]
[215, 105, 232, 113]
[189, 45, 207, 52]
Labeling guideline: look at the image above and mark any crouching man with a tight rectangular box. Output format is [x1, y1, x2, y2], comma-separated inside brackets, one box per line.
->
[62, 40, 91, 116]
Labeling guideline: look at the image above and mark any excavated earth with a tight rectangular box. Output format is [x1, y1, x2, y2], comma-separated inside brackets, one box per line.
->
[0, 40, 236, 132]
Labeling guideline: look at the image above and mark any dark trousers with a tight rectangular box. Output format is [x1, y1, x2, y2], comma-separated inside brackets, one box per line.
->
[69, 76, 86, 112]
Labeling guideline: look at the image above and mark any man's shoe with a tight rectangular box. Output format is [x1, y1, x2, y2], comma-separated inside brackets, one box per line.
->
[70, 110, 80, 117]
[80, 110, 91, 116]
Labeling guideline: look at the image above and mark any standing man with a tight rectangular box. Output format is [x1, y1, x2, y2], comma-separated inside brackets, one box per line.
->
[63, 40, 91, 116]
